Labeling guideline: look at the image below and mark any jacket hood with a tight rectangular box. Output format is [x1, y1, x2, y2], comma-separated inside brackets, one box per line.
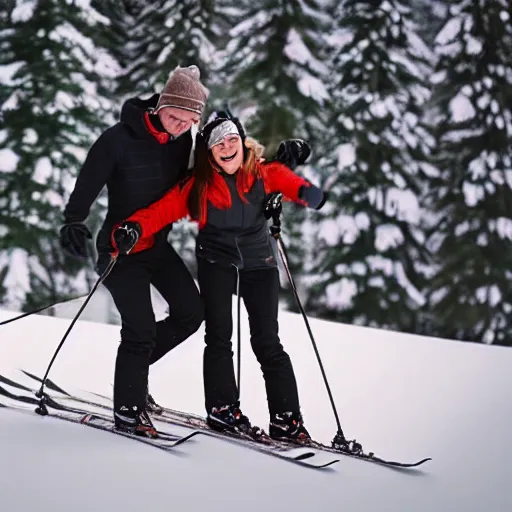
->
[120, 93, 159, 139]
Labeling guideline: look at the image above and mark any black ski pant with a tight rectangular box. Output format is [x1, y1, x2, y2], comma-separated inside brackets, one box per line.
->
[100, 238, 203, 414]
[197, 259, 300, 418]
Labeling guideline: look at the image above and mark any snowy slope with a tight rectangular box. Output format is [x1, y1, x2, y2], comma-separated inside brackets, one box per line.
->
[1, 306, 511, 511]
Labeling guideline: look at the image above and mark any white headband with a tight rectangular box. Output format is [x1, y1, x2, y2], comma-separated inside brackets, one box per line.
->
[207, 120, 240, 149]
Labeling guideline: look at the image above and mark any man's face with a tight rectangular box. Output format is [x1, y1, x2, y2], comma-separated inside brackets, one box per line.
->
[158, 107, 200, 137]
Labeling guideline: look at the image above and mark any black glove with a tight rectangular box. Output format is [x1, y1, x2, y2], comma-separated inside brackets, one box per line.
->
[112, 222, 142, 255]
[298, 185, 328, 210]
[263, 192, 283, 220]
[60, 222, 92, 259]
[276, 139, 311, 169]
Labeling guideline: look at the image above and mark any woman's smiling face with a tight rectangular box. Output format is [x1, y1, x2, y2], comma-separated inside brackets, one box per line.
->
[211, 134, 244, 174]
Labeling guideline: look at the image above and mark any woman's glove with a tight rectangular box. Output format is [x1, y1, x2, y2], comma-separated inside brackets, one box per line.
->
[112, 222, 142, 255]
[298, 185, 328, 210]
[275, 139, 311, 169]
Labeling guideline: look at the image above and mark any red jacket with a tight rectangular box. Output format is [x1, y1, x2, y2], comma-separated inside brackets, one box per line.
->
[124, 161, 310, 255]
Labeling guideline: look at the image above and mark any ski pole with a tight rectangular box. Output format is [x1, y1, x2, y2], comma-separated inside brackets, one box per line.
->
[266, 195, 347, 444]
[35, 255, 118, 415]
[0, 295, 88, 326]
[233, 264, 242, 403]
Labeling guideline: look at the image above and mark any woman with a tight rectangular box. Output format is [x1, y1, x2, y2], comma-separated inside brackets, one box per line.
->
[112, 117, 327, 442]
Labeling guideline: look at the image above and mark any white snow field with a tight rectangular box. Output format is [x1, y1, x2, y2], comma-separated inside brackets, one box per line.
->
[0, 305, 511, 512]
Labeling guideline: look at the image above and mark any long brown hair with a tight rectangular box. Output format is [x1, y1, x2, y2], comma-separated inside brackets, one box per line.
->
[187, 134, 264, 221]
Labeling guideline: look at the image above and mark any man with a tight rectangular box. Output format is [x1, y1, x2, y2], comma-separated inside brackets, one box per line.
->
[60, 66, 208, 437]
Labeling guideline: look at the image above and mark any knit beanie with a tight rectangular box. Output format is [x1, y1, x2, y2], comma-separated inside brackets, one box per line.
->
[155, 65, 209, 115]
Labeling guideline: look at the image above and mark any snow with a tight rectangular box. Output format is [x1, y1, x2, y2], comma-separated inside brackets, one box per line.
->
[465, 35, 482, 55]
[1, 306, 512, 511]
[368, 188, 420, 224]
[33, 157, 53, 184]
[318, 218, 341, 246]
[297, 74, 329, 103]
[0, 148, 19, 172]
[285, 28, 327, 76]
[463, 182, 484, 207]
[395, 262, 426, 306]
[495, 217, 512, 241]
[375, 224, 404, 251]
[475, 285, 501, 307]
[449, 92, 476, 122]
[324, 278, 357, 309]
[337, 143, 356, 169]
[22, 128, 38, 145]
[436, 17, 461, 46]
[11, 0, 37, 23]
[0, 408, 336, 512]
[2, 250, 30, 307]
[354, 211, 371, 230]
[0, 61, 24, 86]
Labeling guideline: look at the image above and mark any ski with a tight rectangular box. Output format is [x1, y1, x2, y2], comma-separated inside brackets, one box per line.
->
[21, 369, 70, 395]
[157, 408, 339, 469]
[0, 398, 200, 453]
[78, 413, 201, 450]
[307, 439, 431, 468]
[158, 407, 430, 469]
[0, 383, 77, 412]
[0, 380, 337, 469]
[2, 373, 429, 469]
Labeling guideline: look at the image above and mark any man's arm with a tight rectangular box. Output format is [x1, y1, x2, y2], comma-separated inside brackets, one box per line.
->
[64, 129, 116, 223]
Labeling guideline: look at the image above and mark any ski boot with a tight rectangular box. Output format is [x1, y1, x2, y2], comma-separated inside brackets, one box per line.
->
[114, 407, 158, 438]
[206, 402, 252, 434]
[269, 411, 311, 444]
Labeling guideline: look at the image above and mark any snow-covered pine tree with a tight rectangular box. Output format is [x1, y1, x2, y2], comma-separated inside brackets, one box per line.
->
[306, 0, 435, 333]
[91, 0, 138, 94]
[426, 0, 512, 345]
[413, 0, 449, 49]
[218, 0, 333, 309]
[0, 0, 118, 311]
[110, 0, 225, 97]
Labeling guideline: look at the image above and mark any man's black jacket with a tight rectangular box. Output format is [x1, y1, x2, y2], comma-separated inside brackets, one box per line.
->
[64, 94, 193, 257]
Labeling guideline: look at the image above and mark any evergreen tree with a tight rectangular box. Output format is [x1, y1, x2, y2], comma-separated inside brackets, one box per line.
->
[219, 0, 334, 309]
[109, 0, 226, 98]
[426, 0, 512, 345]
[221, 0, 331, 153]
[0, 0, 118, 311]
[307, 0, 435, 333]
[413, 0, 449, 49]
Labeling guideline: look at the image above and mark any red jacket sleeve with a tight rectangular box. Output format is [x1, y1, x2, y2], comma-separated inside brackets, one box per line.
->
[127, 178, 193, 239]
[260, 161, 309, 203]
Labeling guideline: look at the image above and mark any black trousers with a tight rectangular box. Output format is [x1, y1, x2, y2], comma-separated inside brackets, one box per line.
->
[197, 259, 300, 417]
[100, 239, 203, 413]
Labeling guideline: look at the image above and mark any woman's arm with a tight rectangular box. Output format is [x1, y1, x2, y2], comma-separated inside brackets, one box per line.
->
[262, 162, 327, 209]
[126, 178, 193, 238]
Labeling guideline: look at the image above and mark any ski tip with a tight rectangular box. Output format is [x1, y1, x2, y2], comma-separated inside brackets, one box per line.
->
[167, 430, 202, 446]
[293, 451, 316, 461]
[181, 430, 202, 440]
[384, 456, 433, 468]
[321, 459, 340, 468]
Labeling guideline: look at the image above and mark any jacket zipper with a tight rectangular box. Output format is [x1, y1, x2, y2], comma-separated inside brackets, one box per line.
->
[235, 235, 244, 269]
